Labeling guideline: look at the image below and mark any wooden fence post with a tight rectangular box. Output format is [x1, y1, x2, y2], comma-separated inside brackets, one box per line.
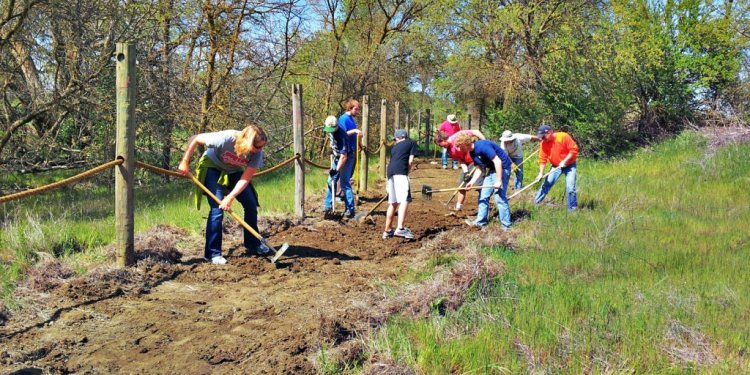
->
[468, 114, 472, 130]
[292, 84, 305, 218]
[394, 101, 400, 129]
[359, 95, 369, 192]
[115, 43, 135, 267]
[424, 108, 431, 156]
[405, 111, 410, 138]
[379, 99, 387, 179]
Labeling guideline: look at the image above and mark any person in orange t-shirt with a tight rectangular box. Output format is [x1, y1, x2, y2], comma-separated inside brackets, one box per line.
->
[533, 124, 579, 211]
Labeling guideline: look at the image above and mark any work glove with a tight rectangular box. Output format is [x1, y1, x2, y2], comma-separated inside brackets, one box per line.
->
[536, 173, 544, 181]
[558, 161, 567, 169]
[463, 173, 472, 184]
[329, 168, 337, 177]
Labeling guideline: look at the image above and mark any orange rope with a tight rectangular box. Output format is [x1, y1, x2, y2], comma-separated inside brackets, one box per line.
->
[0, 159, 124, 204]
[304, 158, 330, 170]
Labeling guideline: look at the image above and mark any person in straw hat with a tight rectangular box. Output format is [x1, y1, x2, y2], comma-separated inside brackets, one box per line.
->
[499, 130, 540, 190]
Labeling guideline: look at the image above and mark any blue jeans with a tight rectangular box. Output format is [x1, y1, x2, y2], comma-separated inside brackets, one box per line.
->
[511, 156, 523, 190]
[339, 153, 356, 214]
[204, 167, 260, 259]
[534, 162, 577, 211]
[442, 148, 457, 168]
[474, 169, 511, 228]
[324, 157, 339, 210]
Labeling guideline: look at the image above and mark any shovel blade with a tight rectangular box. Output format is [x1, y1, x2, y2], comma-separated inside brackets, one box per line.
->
[271, 243, 289, 263]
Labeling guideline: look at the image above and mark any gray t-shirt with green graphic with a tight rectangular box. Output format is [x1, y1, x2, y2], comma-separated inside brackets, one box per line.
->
[203, 130, 264, 173]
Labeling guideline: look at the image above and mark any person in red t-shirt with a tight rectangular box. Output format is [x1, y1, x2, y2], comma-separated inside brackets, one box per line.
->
[439, 114, 461, 169]
[435, 129, 485, 211]
[534, 124, 579, 211]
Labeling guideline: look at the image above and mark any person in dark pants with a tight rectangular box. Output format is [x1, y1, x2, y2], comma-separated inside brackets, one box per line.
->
[383, 129, 418, 240]
[178, 124, 267, 265]
[323, 115, 349, 214]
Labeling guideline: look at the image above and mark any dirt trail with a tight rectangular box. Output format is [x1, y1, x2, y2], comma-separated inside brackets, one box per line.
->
[1, 160, 495, 374]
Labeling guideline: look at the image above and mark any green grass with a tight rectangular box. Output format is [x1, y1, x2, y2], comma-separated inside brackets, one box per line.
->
[372, 132, 750, 373]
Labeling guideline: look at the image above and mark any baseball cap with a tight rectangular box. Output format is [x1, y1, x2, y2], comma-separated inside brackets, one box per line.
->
[447, 114, 458, 124]
[323, 116, 338, 132]
[500, 130, 515, 142]
[537, 125, 552, 138]
[393, 129, 408, 139]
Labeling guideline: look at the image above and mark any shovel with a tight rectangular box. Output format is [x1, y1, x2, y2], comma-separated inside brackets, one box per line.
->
[354, 194, 388, 224]
[187, 172, 289, 263]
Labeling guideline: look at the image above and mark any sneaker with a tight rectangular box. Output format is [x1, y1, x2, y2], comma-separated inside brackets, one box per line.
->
[394, 227, 415, 239]
[453, 165, 459, 170]
[256, 243, 272, 255]
[345, 211, 355, 219]
[382, 230, 394, 239]
[442, 165, 447, 169]
[464, 219, 486, 228]
[210, 256, 227, 265]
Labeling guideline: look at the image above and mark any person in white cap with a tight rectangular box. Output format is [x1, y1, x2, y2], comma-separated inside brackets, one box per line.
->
[383, 129, 417, 240]
[438, 114, 461, 169]
[499, 130, 540, 190]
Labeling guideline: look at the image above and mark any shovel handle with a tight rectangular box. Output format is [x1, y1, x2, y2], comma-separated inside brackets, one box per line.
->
[186, 172, 272, 249]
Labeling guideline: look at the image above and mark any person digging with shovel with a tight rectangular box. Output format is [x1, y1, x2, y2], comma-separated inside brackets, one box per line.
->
[533, 124, 579, 211]
[435, 129, 486, 212]
[382, 129, 418, 240]
[177, 124, 269, 265]
[454, 132, 513, 230]
[323, 115, 349, 216]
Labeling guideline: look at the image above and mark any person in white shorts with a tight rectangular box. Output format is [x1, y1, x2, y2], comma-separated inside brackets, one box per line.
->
[383, 129, 417, 240]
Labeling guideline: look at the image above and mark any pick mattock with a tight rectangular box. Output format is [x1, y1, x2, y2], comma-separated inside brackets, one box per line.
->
[444, 166, 477, 206]
[187, 172, 289, 263]
[421, 184, 495, 200]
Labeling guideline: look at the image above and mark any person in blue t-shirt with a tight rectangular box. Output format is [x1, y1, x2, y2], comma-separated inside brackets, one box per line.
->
[454, 133, 513, 230]
[323, 115, 349, 215]
[337, 99, 363, 218]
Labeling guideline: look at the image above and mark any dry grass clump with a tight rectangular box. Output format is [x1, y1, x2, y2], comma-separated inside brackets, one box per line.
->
[18, 259, 76, 293]
[662, 319, 717, 367]
[388, 248, 504, 318]
[133, 224, 186, 264]
[361, 355, 416, 375]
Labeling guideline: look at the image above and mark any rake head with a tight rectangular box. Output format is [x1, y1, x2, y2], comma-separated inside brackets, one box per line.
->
[262, 238, 289, 264]
[421, 184, 433, 200]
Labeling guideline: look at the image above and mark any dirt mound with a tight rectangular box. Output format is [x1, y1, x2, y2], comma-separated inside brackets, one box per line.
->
[0, 162, 511, 373]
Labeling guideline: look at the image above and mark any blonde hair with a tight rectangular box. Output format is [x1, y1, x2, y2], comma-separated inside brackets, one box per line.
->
[453, 132, 477, 148]
[234, 124, 267, 156]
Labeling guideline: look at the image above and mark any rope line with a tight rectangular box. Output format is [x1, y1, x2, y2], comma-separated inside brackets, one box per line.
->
[0, 159, 123, 204]
[304, 158, 330, 170]
[135, 154, 300, 180]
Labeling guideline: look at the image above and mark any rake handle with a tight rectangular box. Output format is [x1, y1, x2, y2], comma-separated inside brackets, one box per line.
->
[428, 185, 496, 194]
[508, 167, 560, 200]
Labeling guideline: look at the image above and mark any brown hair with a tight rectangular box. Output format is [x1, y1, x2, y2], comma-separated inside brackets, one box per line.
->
[344, 99, 360, 112]
[453, 132, 477, 148]
[434, 130, 449, 144]
[234, 124, 267, 156]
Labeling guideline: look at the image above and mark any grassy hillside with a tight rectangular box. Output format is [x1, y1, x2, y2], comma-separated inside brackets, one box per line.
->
[370, 132, 750, 373]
